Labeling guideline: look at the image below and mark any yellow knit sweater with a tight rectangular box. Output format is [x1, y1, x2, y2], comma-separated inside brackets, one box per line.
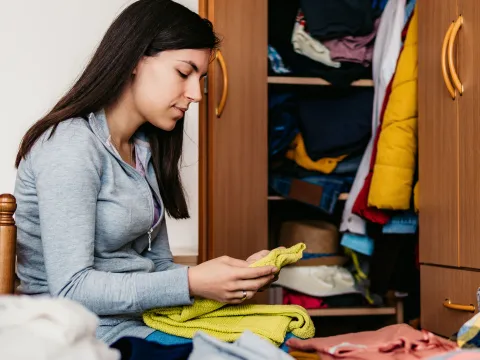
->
[143, 243, 315, 345]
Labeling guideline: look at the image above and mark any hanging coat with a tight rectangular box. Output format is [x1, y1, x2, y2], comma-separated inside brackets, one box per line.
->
[368, 8, 418, 210]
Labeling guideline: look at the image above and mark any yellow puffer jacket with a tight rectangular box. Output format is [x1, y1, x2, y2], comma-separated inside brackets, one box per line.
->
[368, 8, 418, 210]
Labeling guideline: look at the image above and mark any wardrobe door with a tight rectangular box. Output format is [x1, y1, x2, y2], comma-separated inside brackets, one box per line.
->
[204, 0, 268, 260]
[456, 0, 480, 269]
[418, 0, 459, 267]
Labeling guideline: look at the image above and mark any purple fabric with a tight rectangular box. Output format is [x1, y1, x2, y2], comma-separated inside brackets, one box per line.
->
[323, 18, 380, 66]
[135, 147, 161, 227]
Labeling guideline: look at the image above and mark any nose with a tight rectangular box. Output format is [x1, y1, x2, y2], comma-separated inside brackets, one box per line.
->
[185, 78, 203, 103]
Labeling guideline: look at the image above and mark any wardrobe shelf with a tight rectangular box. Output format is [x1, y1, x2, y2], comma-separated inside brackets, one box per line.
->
[307, 306, 396, 317]
[268, 193, 349, 201]
[267, 76, 374, 87]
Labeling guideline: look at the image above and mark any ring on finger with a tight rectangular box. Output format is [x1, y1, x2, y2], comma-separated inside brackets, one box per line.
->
[241, 290, 247, 302]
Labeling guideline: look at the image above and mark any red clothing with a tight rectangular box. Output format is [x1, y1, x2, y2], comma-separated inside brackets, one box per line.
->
[283, 289, 328, 309]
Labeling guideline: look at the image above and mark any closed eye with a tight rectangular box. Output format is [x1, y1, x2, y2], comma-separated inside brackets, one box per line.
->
[177, 70, 188, 79]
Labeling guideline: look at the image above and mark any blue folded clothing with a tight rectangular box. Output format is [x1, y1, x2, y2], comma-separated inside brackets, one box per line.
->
[111, 336, 192, 360]
[270, 174, 354, 214]
[145, 330, 299, 353]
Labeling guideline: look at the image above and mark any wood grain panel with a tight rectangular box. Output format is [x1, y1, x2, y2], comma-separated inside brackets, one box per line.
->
[198, 0, 208, 265]
[456, 1, 480, 268]
[421, 265, 480, 337]
[173, 255, 198, 267]
[418, 0, 459, 266]
[206, 0, 268, 260]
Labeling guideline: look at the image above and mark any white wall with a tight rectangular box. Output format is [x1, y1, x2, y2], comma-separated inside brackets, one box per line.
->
[0, 0, 199, 254]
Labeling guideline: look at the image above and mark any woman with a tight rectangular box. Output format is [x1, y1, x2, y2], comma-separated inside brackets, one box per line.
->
[14, 0, 277, 345]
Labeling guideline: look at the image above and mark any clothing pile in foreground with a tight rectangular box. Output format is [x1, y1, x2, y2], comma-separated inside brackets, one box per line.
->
[0, 295, 120, 360]
[5, 293, 480, 360]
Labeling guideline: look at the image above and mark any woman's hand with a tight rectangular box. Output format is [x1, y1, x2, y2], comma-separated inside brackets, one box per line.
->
[187, 256, 277, 304]
[245, 250, 272, 265]
[246, 247, 286, 291]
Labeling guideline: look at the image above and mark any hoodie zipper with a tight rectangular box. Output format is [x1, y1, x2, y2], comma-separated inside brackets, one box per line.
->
[142, 150, 164, 252]
[147, 228, 153, 251]
[106, 136, 161, 251]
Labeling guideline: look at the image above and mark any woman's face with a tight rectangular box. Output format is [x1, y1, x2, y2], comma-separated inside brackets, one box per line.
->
[132, 48, 210, 131]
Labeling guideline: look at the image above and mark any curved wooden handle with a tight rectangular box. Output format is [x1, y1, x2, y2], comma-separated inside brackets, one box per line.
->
[448, 15, 464, 94]
[443, 299, 475, 313]
[215, 50, 228, 117]
[442, 22, 456, 99]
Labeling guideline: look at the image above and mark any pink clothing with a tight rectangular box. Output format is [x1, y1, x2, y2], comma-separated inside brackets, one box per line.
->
[323, 18, 380, 67]
[282, 289, 328, 309]
[287, 324, 457, 360]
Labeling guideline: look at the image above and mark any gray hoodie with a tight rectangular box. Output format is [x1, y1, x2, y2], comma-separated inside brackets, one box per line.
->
[14, 109, 193, 344]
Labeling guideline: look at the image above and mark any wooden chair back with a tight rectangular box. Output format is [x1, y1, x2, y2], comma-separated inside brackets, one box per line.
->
[0, 194, 16, 294]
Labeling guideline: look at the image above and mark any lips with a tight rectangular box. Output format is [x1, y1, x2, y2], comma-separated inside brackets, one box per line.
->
[173, 106, 188, 114]
[171, 106, 186, 119]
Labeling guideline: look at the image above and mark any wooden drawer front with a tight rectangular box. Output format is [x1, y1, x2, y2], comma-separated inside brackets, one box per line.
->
[421, 265, 480, 337]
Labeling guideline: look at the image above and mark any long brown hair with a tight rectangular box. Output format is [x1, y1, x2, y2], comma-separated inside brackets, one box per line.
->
[15, 0, 220, 219]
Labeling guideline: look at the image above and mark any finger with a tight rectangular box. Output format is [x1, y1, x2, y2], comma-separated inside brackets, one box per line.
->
[222, 256, 250, 268]
[258, 283, 271, 292]
[230, 290, 248, 300]
[226, 299, 242, 305]
[236, 289, 254, 300]
[258, 273, 278, 291]
[246, 250, 271, 264]
[226, 297, 249, 305]
[236, 266, 277, 280]
[235, 276, 274, 291]
[224, 290, 253, 304]
[258, 280, 273, 292]
[252, 250, 270, 259]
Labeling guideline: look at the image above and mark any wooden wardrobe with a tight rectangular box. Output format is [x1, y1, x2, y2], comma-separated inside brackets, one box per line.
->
[418, 0, 480, 337]
[198, 0, 480, 335]
[198, 0, 269, 264]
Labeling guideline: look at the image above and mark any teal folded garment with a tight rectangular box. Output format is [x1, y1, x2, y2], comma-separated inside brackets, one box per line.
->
[146, 330, 191, 346]
[341, 233, 374, 256]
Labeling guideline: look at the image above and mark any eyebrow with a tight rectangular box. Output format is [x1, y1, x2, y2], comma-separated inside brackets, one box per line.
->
[178, 60, 208, 78]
